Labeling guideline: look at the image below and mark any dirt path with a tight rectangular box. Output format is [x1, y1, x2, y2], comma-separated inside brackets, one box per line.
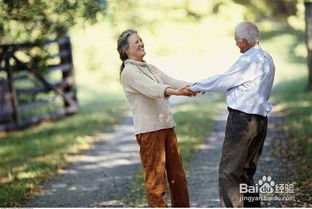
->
[26, 114, 140, 207]
[187, 110, 227, 207]
[25, 96, 192, 207]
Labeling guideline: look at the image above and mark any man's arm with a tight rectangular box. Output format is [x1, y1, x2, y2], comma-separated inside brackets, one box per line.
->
[190, 58, 255, 92]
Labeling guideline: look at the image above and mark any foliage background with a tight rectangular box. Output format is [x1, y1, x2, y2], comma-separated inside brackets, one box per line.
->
[0, 0, 311, 206]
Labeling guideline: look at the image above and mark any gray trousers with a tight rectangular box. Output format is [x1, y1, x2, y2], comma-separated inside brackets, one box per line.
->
[219, 108, 267, 207]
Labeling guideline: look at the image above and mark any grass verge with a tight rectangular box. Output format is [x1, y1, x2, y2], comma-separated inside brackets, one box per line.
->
[271, 77, 312, 206]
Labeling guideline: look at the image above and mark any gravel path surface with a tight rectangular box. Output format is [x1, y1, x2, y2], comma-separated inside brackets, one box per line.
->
[187, 110, 227, 207]
[25, 96, 190, 207]
[26, 114, 140, 207]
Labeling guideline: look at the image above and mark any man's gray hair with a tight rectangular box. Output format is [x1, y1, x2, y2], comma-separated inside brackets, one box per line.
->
[235, 21, 260, 43]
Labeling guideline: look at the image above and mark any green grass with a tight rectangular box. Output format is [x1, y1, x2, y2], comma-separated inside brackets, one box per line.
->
[174, 99, 223, 163]
[124, 95, 224, 206]
[261, 23, 312, 205]
[273, 77, 312, 140]
[0, 87, 128, 207]
[271, 77, 312, 205]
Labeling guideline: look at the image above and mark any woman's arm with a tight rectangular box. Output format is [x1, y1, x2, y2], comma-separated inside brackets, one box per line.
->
[121, 66, 170, 99]
[121, 66, 196, 98]
[164, 85, 196, 97]
[149, 65, 191, 89]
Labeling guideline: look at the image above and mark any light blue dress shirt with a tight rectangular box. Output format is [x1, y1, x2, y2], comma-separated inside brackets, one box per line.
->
[191, 45, 275, 117]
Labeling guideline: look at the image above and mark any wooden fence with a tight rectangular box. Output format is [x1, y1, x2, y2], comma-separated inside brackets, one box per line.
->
[0, 36, 78, 131]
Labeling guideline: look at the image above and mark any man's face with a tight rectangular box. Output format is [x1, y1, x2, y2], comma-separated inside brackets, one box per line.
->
[235, 36, 247, 53]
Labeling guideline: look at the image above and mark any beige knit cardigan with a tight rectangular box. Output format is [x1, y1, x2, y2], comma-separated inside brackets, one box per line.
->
[120, 59, 189, 135]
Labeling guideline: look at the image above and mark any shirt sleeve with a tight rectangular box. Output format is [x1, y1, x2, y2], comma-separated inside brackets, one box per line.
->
[149, 65, 190, 89]
[191, 56, 258, 92]
[121, 66, 170, 99]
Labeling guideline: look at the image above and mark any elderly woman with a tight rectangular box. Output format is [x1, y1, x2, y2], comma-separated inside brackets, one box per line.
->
[117, 29, 193, 207]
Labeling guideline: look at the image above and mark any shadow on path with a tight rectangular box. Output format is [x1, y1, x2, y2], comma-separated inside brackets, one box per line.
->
[26, 115, 140, 207]
[25, 96, 192, 207]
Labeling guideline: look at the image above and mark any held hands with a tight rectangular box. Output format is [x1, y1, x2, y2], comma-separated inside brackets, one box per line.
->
[185, 85, 205, 95]
[177, 85, 197, 97]
[185, 85, 206, 96]
[165, 84, 205, 97]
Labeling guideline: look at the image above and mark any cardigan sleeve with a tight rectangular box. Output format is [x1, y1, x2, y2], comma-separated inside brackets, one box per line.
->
[121, 66, 170, 99]
[149, 64, 190, 89]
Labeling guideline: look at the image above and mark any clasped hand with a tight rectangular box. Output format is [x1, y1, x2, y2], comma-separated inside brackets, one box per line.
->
[177, 85, 198, 97]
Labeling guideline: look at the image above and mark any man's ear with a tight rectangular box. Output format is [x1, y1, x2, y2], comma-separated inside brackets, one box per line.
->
[242, 38, 248, 45]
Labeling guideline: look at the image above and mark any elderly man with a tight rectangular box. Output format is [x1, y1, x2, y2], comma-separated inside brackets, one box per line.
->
[189, 21, 275, 207]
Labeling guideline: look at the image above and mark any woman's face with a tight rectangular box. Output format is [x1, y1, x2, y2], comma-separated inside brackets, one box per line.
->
[125, 33, 145, 61]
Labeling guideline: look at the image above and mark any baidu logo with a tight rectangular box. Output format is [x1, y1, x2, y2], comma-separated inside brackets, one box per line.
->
[240, 175, 295, 202]
[258, 176, 275, 193]
[240, 175, 294, 194]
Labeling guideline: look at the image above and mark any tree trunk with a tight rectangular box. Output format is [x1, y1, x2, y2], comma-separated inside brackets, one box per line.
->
[305, 1, 312, 89]
[58, 36, 78, 114]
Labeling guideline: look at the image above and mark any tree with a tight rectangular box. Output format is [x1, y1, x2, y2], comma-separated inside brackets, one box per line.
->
[0, 0, 107, 43]
[233, 0, 298, 21]
[305, 0, 312, 89]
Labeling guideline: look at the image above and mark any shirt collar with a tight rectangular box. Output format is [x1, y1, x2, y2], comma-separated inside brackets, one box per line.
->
[243, 45, 261, 56]
[124, 59, 148, 67]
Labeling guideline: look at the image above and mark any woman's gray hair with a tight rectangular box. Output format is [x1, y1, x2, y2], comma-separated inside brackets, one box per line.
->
[117, 29, 137, 77]
[235, 21, 260, 43]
